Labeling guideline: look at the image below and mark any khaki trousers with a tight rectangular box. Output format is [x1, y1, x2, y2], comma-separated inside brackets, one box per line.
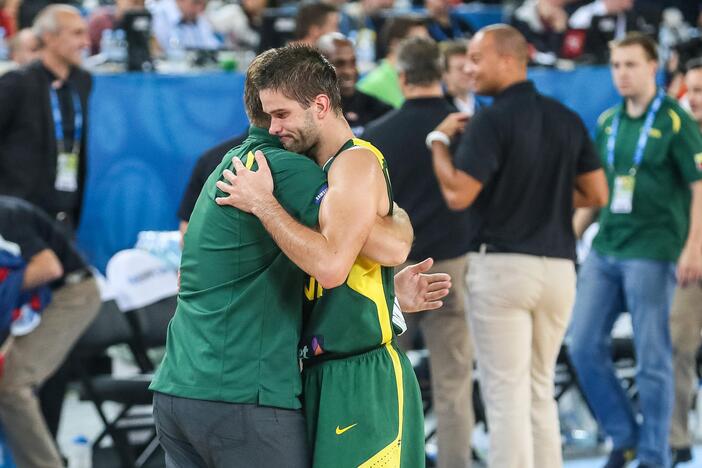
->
[669, 283, 702, 449]
[467, 253, 575, 468]
[397, 255, 474, 468]
[0, 277, 101, 468]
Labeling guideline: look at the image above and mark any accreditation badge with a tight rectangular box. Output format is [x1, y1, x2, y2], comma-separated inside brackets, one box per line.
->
[610, 175, 635, 214]
[55, 152, 78, 192]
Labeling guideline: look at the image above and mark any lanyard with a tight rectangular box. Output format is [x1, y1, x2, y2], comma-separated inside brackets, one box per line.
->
[49, 85, 83, 155]
[606, 90, 664, 176]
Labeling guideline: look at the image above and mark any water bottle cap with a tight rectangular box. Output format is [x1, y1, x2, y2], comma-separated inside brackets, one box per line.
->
[72, 435, 89, 445]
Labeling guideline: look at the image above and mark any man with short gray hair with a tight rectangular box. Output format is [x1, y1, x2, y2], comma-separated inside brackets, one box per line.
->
[0, 3, 92, 449]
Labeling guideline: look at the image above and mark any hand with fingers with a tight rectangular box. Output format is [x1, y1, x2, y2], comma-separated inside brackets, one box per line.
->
[394, 258, 452, 313]
[676, 245, 702, 287]
[435, 112, 470, 140]
[215, 150, 275, 213]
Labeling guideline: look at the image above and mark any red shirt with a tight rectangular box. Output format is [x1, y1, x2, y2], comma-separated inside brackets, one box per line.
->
[0, 9, 15, 37]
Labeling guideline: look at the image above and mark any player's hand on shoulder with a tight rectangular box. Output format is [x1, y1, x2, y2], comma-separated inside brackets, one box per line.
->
[215, 150, 275, 213]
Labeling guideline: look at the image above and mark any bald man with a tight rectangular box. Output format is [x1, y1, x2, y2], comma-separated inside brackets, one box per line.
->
[427, 25, 607, 468]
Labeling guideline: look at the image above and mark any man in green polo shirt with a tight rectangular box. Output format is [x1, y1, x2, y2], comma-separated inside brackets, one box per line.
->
[568, 33, 702, 468]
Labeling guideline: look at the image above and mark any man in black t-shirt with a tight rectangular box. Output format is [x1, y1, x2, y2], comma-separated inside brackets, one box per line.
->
[427, 25, 608, 468]
[362, 36, 475, 468]
[317, 32, 393, 136]
[0, 196, 100, 468]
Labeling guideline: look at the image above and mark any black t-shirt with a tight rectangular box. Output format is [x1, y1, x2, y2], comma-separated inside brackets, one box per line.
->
[177, 134, 246, 222]
[455, 81, 600, 259]
[0, 196, 87, 275]
[362, 97, 476, 261]
[342, 90, 393, 137]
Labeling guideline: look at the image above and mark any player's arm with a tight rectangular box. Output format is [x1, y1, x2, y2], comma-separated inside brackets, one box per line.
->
[394, 258, 451, 312]
[216, 149, 386, 289]
[360, 204, 413, 267]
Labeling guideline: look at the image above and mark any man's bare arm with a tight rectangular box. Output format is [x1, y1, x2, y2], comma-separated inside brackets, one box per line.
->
[431, 141, 483, 211]
[23, 249, 63, 290]
[574, 169, 608, 208]
[360, 204, 413, 267]
[216, 150, 387, 289]
[677, 181, 702, 286]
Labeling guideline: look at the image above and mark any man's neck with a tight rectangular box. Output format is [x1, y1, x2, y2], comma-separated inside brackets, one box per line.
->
[403, 83, 443, 100]
[494, 74, 527, 95]
[42, 54, 71, 82]
[312, 116, 355, 167]
[625, 83, 657, 118]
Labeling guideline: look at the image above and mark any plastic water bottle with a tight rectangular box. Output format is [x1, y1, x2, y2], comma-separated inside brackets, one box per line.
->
[113, 29, 127, 63]
[0, 28, 9, 61]
[67, 435, 92, 468]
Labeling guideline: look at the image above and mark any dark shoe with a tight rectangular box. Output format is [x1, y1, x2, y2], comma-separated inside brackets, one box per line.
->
[671, 446, 693, 466]
[603, 448, 636, 468]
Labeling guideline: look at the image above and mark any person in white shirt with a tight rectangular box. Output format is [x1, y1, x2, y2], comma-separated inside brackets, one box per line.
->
[150, 0, 220, 53]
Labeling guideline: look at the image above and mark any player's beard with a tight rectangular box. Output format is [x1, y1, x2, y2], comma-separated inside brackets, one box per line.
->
[282, 110, 318, 155]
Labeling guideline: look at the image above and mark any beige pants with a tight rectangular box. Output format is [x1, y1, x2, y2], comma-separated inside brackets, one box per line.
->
[0, 277, 101, 468]
[669, 283, 702, 449]
[467, 252, 575, 468]
[397, 255, 474, 468]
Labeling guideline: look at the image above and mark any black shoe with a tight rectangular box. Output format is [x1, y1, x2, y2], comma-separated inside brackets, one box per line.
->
[671, 446, 693, 466]
[603, 448, 636, 468]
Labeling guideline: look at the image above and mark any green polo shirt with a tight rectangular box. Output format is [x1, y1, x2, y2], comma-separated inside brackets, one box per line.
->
[150, 126, 327, 409]
[356, 59, 404, 109]
[592, 95, 702, 261]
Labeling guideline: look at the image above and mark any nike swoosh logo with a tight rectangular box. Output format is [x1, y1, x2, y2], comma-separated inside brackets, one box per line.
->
[335, 423, 358, 435]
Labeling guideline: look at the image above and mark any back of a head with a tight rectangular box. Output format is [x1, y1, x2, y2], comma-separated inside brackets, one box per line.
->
[295, 1, 338, 40]
[316, 31, 352, 56]
[244, 49, 277, 128]
[32, 4, 81, 41]
[479, 24, 528, 66]
[379, 15, 426, 58]
[253, 43, 343, 114]
[397, 36, 441, 87]
[609, 31, 659, 63]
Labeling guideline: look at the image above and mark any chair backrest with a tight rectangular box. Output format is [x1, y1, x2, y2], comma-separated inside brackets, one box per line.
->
[134, 295, 177, 349]
[73, 300, 136, 358]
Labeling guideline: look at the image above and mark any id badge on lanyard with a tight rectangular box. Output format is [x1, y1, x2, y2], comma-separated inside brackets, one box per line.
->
[50, 86, 82, 193]
[611, 174, 635, 214]
[606, 91, 664, 215]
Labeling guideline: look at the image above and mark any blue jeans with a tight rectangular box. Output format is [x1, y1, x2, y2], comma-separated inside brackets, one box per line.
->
[567, 251, 676, 467]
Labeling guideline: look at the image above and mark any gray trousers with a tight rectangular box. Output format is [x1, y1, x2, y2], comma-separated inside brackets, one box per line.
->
[0, 277, 101, 468]
[397, 255, 474, 468]
[153, 392, 309, 468]
[669, 283, 702, 449]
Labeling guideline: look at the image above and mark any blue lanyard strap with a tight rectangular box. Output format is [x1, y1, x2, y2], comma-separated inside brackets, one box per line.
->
[606, 89, 664, 175]
[49, 85, 83, 155]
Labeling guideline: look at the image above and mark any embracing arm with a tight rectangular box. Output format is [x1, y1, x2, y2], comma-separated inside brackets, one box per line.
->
[360, 204, 413, 267]
[216, 150, 386, 289]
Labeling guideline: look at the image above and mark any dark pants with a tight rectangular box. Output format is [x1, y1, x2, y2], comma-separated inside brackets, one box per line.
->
[153, 392, 310, 468]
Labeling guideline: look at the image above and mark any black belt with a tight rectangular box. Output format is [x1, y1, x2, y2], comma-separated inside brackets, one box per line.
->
[470, 243, 513, 254]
